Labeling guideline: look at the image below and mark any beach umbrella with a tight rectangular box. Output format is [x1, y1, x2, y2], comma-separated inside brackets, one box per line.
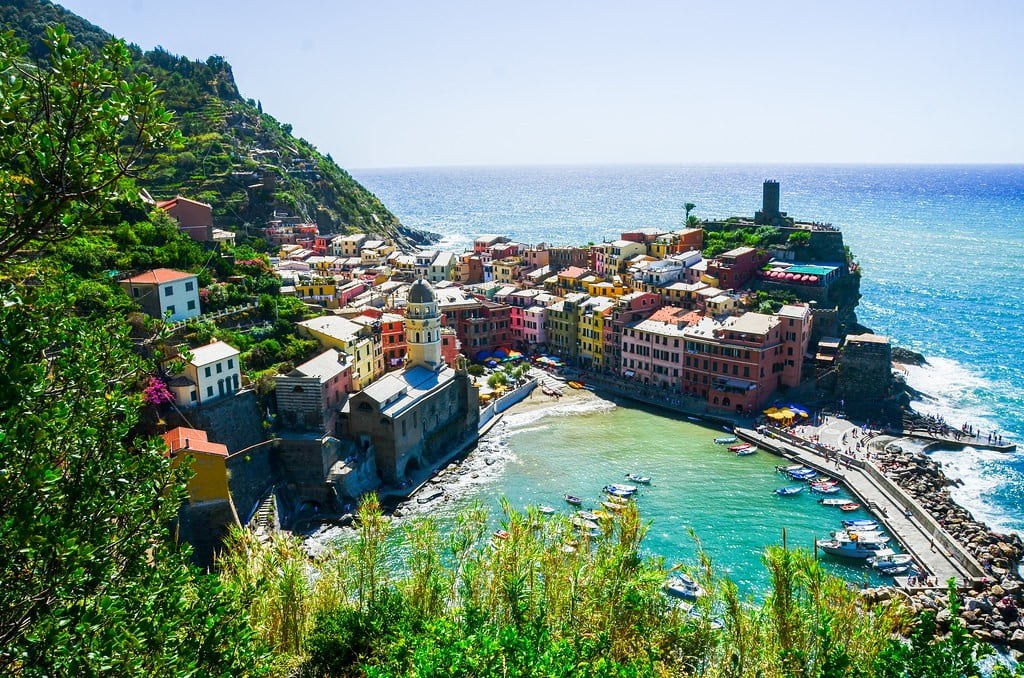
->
[763, 407, 779, 414]
[492, 349, 508, 359]
[808, 275, 819, 282]
[486, 359, 498, 367]
[475, 351, 492, 362]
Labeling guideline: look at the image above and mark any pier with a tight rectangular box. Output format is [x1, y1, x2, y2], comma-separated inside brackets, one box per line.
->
[735, 426, 984, 586]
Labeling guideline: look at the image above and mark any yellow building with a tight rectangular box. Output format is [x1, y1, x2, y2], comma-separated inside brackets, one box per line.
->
[586, 279, 628, 299]
[294, 279, 338, 307]
[493, 256, 523, 284]
[162, 427, 233, 505]
[298, 315, 382, 389]
[578, 296, 614, 369]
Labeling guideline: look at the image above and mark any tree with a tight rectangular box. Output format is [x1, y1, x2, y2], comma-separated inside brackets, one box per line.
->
[0, 26, 177, 263]
[684, 202, 696, 220]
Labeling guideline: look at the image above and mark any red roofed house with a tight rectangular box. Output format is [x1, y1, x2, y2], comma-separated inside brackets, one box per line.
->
[119, 268, 201, 322]
[157, 196, 214, 242]
[162, 427, 233, 504]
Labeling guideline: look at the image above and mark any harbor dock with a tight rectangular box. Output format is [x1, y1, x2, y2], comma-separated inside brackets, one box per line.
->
[735, 426, 984, 587]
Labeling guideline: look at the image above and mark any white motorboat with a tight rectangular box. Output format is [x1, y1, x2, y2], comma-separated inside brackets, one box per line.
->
[664, 573, 705, 600]
[816, 538, 882, 559]
[869, 552, 914, 571]
[819, 498, 852, 506]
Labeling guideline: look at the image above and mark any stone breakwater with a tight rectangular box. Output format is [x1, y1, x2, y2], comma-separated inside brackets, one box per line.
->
[869, 443, 1024, 654]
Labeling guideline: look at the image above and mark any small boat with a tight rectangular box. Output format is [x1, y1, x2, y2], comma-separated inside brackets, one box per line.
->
[714, 436, 738, 444]
[577, 510, 600, 522]
[842, 519, 878, 529]
[605, 486, 634, 498]
[564, 494, 583, 506]
[775, 486, 804, 496]
[816, 538, 881, 559]
[591, 509, 614, 520]
[601, 501, 625, 512]
[819, 498, 852, 506]
[568, 381, 585, 389]
[626, 473, 652, 484]
[571, 516, 601, 537]
[538, 505, 556, 515]
[787, 469, 818, 480]
[870, 552, 914, 571]
[839, 503, 861, 512]
[664, 573, 704, 600]
[735, 446, 757, 456]
[810, 485, 841, 494]
[493, 529, 510, 540]
[777, 464, 806, 473]
[605, 494, 629, 505]
[608, 483, 638, 493]
[810, 479, 837, 487]
[729, 443, 752, 452]
[832, 530, 890, 545]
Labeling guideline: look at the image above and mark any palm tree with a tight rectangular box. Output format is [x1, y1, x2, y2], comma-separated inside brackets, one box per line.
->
[684, 202, 696, 221]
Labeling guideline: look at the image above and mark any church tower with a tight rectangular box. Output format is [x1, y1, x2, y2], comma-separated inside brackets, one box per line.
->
[405, 278, 442, 370]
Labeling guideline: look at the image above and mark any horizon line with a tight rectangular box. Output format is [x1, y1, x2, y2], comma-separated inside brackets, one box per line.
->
[350, 160, 1024, 173]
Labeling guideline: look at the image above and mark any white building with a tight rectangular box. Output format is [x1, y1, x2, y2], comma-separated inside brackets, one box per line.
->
[119, 268, 200, 322]
[167, 341, 241, 407]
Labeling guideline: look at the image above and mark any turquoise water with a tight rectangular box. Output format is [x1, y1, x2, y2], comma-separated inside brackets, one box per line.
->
[403, 396, 892, 596]
[354, 164, 1024, 538]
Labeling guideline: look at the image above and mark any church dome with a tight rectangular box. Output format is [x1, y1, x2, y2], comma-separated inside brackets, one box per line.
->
[408, 278, 435, 304]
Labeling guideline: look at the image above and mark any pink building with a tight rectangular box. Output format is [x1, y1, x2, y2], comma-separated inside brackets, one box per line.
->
[157, 196, 213, 241]
[620, 304, 812, 414]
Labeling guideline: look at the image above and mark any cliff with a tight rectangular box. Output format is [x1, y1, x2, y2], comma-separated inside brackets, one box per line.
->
[0, 0, 437, 250]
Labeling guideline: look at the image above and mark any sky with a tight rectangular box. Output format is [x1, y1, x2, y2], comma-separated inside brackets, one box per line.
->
[56, 0, 1024, 168]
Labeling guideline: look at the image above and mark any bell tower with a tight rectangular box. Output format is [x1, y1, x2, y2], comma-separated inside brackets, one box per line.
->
[405, 278, 442, 370]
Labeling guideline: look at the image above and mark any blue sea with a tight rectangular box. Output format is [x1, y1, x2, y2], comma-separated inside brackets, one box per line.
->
[353, 164, 1024, 542]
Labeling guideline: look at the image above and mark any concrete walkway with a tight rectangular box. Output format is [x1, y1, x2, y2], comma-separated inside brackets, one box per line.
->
[736, 427, 975, 585]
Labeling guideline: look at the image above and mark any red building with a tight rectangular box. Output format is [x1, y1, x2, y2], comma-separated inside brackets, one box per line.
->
[705, 246, 768, 291]
[157, 196, 213, 242]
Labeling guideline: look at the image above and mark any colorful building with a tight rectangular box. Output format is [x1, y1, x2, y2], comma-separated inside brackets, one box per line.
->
[120, 268, 201, 322]
[275, 349, 353, 432]
[162, 427, 232, 504]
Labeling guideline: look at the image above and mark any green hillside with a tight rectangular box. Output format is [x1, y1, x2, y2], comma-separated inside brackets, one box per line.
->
[0, 0, 434, 249]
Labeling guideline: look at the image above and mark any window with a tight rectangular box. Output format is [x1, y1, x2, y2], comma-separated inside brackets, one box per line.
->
[204, 366, 211, 378]
[164, 285, 173, 297]
[228, 358, 234, 369]
[216, 362, 223, 374]
[190, 391, 197, 402]
[185, 281, 194, 292]
[187, 300, 196, 310]
[167, 305, 175, 315]
[206, 386, 214, 397]
[132, 287, 140, 298]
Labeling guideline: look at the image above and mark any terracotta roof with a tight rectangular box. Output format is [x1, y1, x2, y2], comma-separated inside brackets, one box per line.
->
[558, 266, 588, 279]
[123, 268, 196, 285]
[156, 196, 212, 210]
[162, 427, 228, 457]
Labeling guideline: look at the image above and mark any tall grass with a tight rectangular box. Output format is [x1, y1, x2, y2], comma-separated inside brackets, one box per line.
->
[217, 495, 975, 677]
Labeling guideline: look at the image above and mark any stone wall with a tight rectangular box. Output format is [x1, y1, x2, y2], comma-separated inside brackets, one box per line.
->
[177, 499, 239, 568]
[837, 336, 894, 420]
[226, 441, 277, 524]
[181, 389, 267, 455]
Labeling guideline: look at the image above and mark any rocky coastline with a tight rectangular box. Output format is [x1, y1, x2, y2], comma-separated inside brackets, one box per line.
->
[867, 441, 1024, 656]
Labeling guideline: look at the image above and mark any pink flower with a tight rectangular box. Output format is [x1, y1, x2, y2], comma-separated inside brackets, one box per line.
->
[142, 376, 174, 405]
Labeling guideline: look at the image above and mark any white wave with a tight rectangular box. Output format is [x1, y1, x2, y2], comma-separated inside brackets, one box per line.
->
[929, 448, 1021, 534]
[902, 356, 1011, 436]
[501, 397, 617, 430]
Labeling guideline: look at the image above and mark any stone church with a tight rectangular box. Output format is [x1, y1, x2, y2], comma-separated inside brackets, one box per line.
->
[340, 278, 480, 485]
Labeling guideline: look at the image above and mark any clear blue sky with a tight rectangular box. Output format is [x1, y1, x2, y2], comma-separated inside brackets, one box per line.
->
[57, 0, 1024, 168]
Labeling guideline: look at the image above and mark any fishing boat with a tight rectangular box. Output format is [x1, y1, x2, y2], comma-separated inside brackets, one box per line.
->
[816, 538, 882, 559]
[538, 505, 556, 515]
[564, 494, 583, 506]
[869, 552, 914, 571]
[605, 494, 630, 505]
[810, 485, 841, 494]
[832, 530, 890, 545]
[819, 498, 852, 506]
[729, 443, 752, 452]
[607, 483, 638, 493]
[626, 473, 652, 484]
[787, 469, 818, 480]
[601, 500, 625, 512]
[842, 519, 879, 529]
[664, 573, 705, 600]
[577, 510, 600, 521]
[571, 516, 601, 537]
[605, 486, 634, 498]
[735, 446, 757, 456]
[714, 436, 738, 444]
[839, 503, 862, 512]
[775, 486, 804, 496]
[777, 464, 806, 474]
[810, 479, 837, 487]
